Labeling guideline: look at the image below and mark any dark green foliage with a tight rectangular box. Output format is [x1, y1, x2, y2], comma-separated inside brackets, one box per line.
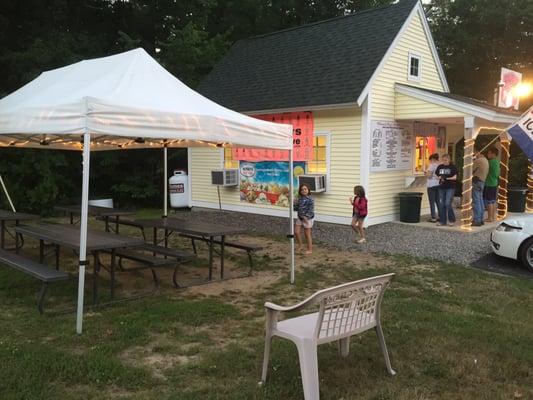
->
[427, 0, 533, 108]
[0, 148, 187, 214]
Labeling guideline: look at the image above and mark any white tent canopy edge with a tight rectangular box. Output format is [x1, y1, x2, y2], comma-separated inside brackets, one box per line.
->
[0, 48, 296, 334]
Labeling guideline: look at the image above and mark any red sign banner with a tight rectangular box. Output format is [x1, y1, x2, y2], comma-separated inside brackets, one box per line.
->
[232, 112, 314, 161]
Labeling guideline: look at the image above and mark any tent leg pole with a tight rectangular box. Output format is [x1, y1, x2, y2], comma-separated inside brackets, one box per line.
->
[76, 132, 91, 334]
[289, 149, 295, 284]
[164, 146, 168, 217]
[0, 175, 16, 213]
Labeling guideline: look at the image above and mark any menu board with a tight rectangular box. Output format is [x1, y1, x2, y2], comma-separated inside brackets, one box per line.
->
[370, 121, 413, 172]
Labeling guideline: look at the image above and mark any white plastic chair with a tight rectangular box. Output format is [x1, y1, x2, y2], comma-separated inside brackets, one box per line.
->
[260, 273, 396, 400]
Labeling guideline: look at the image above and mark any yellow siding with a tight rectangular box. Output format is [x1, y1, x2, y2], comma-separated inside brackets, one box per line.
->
[190, 108, 361, 219]
[395, 93, 465, 120]
[372, 11, 445, 120]
[369, 10, 448, 218]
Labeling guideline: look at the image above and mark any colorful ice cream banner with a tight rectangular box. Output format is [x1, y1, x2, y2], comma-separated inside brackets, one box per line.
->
[233, 111, 314, 161]
[239, 161, 306, 207]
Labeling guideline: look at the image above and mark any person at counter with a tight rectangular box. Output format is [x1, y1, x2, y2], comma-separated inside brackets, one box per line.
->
[435, 154, 458, 226]
[472, 148, 489, 227]
[425, 153, 440, 223]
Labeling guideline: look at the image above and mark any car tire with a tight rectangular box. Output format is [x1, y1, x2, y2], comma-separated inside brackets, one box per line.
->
[519, 237, 533, 273]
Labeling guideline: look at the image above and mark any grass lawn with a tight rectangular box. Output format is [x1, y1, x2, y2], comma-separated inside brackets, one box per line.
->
[0, 213, 532, 399]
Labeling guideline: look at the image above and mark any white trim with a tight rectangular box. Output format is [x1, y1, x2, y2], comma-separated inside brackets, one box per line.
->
[417, 2, 449, 92]
[187, 147, 192, 207]
[395, 84, 517, 124]
[360, 96, 371, 201]
[308, 130, 331, 189]
[407, 51, 422, 82]
[193, 200, 353, 225]
[192, 200, 433, 227]
[242, 102, 359, 116]
[357, 1, 449, 105]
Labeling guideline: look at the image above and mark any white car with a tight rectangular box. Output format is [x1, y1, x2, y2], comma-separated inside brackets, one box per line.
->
[491, 214, 533, 272]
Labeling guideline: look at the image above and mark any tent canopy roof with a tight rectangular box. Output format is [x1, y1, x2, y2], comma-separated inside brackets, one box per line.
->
[0, 48, 292, 151]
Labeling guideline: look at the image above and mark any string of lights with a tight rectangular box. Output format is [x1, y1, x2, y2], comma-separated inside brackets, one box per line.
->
[460, 137, 475, 231]
[527, 162, 533, 213]
[497, 139, 510, 220]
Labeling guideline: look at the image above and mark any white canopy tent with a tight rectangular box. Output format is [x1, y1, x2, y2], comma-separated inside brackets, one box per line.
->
[0, 48, 296, 333]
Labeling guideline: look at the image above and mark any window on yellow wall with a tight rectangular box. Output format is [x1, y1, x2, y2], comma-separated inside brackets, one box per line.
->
[224, 147, 239, 169]
[224, 135, 328, 173]
[307, 135, 327, 173]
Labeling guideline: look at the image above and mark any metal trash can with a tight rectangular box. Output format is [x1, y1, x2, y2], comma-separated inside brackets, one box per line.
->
[508, 187, 528, 213]
[399, 192, 423, 223]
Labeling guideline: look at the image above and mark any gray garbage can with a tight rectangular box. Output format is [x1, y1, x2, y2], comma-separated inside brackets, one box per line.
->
[508, 187, 527, 213]
[399, 192, 423, 223]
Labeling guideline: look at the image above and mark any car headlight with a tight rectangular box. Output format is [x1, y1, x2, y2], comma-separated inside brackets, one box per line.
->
[496, 222, 522, 232]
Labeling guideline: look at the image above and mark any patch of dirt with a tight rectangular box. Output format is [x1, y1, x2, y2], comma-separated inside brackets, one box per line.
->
[119, 333, 200, 380]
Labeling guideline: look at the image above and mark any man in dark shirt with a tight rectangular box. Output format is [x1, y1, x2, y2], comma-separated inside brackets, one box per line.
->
[435, 154, 458, 226]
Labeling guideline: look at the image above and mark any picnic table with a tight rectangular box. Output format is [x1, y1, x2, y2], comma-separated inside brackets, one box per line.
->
[54, 205, 135, 233]
[0, 209, 38, 249]
[14, 223, 144, 303]
[133, 218, 246, 280]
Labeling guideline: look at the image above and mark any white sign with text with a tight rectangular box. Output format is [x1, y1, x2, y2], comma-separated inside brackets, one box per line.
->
[370, 121, 414, 172]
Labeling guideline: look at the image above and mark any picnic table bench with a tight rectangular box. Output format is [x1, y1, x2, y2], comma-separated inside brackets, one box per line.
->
[179, 233, 263, 273]
[0, 249, 69, 314]
[104, 243, 193, 288]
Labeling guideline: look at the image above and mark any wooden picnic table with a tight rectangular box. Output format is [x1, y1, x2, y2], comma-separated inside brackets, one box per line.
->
[14, 223, 144, 303]
[0, 209, 39, 249]
[54, 205, 135, 233]
[133, 218, 246, 280]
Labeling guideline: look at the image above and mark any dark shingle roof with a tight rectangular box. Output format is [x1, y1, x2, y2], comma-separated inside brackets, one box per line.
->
[198, 0, 419, 112]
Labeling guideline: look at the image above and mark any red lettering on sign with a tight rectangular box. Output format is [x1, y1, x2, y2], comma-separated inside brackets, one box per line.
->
[233, 112, 314, 161]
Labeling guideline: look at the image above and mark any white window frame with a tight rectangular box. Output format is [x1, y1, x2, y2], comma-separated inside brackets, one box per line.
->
[307, 131, 331, 190]
[220, 132, 331, 188]
[407, 51, 422, 82]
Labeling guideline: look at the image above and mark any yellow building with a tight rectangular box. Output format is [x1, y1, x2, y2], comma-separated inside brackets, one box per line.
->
[190, 0, 519, 226]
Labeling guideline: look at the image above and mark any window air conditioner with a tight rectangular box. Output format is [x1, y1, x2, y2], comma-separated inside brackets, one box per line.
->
[211, 169, 239, 186]
[298, 174, 327, 193]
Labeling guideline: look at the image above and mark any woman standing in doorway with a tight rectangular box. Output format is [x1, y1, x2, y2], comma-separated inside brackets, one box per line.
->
[425, 153, 440, 222]
[435, 154, 458, 226]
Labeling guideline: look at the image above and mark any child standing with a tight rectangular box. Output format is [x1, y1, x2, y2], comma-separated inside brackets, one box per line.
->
[294, 183, 315, 254]
[349, 186, 368, 243]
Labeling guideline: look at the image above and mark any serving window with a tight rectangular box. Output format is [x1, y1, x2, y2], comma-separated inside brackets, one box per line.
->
[413, 123, 446, 175]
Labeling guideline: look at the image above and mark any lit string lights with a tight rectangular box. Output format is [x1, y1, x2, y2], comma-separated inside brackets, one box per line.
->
[497, 138, 510, 221]
[527, 162, 533, 213]
[460, 137, 475, 231]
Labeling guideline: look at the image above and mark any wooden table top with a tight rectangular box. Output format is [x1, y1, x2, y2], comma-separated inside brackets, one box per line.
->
[14, 223, 144, 251]
[54, 205, 135, 217]
[134, 218, 246, 237]
[0, 209, 39, 222]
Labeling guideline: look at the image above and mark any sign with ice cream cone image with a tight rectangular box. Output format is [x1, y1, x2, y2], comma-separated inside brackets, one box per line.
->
[239, 161, 306, 207]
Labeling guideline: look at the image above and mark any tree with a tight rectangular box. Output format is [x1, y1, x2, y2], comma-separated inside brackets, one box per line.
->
[427, 0, 533, 105]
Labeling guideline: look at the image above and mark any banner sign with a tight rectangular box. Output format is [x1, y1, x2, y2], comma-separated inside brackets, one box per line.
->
[233, 112, 314, 161]
[507, 105, 533, 161]
[498, 67, 522, 110]
[370, 121, 414, 171]
[239, 161, 305, 207]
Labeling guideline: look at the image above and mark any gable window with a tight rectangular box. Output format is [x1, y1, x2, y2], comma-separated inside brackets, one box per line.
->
[408, 52, 421, 81]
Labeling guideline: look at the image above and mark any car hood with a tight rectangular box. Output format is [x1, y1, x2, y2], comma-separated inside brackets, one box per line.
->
[502, 214, 533, 231]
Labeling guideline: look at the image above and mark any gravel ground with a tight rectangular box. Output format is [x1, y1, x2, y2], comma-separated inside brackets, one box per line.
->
[172, 208, 494, 266]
